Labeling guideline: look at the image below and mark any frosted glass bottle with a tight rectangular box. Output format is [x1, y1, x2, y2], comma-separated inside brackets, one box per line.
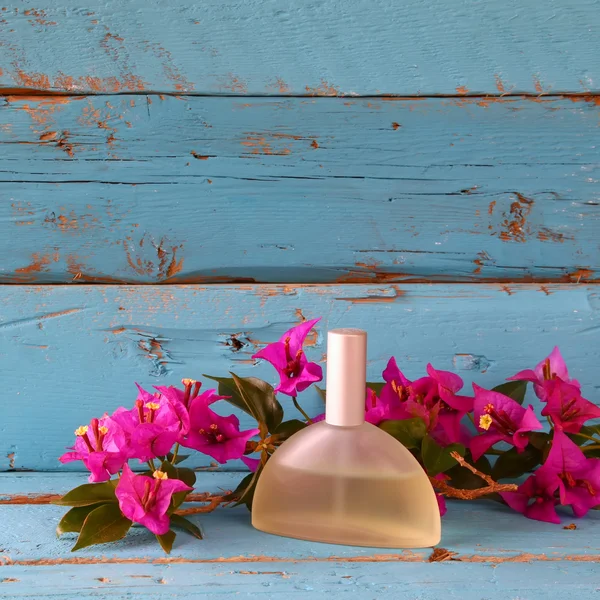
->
[252, 328, 441, 548]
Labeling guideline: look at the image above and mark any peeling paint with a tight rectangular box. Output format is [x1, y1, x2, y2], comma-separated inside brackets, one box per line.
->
[305, 80, 340, 97]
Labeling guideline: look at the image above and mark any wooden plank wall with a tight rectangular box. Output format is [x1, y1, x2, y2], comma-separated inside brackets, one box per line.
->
[1, 0, 599, 472]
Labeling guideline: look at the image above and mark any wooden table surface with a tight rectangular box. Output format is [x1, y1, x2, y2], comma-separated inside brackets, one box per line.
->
[1, 0, 599, 597]
[1, 472, 599, 599]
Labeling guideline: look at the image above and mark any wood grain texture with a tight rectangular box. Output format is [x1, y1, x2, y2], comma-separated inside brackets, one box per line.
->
[1, 284, 599, 471]
[1, 473, 599, 563]
[0, 473, 598, 598]
[1, 562, 599, 599]
[0, 0, 598, 95]
[2, 96, 599, 284]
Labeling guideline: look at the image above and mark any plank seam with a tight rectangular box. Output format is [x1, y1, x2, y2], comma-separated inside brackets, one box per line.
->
[1, 554, 598, 566]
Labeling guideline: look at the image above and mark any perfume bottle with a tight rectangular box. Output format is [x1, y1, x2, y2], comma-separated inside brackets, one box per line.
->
[252, 328, 441, 548]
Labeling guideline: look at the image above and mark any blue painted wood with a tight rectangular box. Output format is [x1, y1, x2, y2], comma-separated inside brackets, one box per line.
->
[1, 473, 599, 562]
[0, 0, 598, 95]
[1, 284, 599, 471]
[1, 562, 599, 599]
[1, 96, 599, 284]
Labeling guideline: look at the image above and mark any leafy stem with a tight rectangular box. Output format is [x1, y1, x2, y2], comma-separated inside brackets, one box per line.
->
[292, 396, 313, 424]
[171, 443, 180, 464]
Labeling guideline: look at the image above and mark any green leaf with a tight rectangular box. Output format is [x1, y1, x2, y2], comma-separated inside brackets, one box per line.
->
[231, 373, 283, 433]
[52, 481, 118, 507]
[171, 514, 203, 540]
[379, 418, 427, 449]
[71, 504, 132, 552]
[366, 382, 385, 395]
[156, 530, 176, 554]
[491, 445, 542, 480]
[529, 431, 552, 451]
[205, 374, 283, 433]
[491, 380, 528, 405]
[225, 466, 263, 511]
[160, 461, 196, 510]
[166, 452, 190, 465]
[56, 503, 107, 536]
[421, 435, 465, 476]
[446, 454, 492, 490]
[273, 419, 307, 442]
[581, 424, 600, 437]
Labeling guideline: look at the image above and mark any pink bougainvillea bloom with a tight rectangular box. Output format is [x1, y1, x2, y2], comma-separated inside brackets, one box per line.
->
[379, 359, 472, 444]
[425, 364, 473, 444]
[380, 357, 413, 414]
[509, 346, 580, 400]
[540, 378, 600, 434]
[154, 378, 203, 410]
[535, 429, 600, 518]
[364, 387, 390, 425]
[60, 416, 127, 483]
[500, 474, 561, 524]
[111, 384, 190, 462]
[181, 395, 260, 463]
[252, 318, 323, 396]
[115, 464, 192, 535]
[433, 473, 450, 517]
[311, 412, 326, 423]
[470, 384, 543, 461]
[241, 455, 261, 472]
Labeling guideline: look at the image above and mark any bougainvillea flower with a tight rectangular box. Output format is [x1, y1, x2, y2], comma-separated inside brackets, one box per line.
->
[379, 357, 413, 415]
[59, 416, 127, 483]
[154, 378, 203, 410]
[241, 456, 261, 472]
[379, 359, 472, 444]
[364, 387, 390, 425]
[115, 464, 192, 535]
[540, 378, 600, 433]
[426, 364, 473, 443]
[500, 474, 561, 524]
[470, 384, 542, 461]
[509, 346, 580, 400]
[111, 385, 190, 462]
[181, 396, 260, 463]
[535, 429, 600, 518]
[252, 318, 323, 396]
[433, 473, 450, 517]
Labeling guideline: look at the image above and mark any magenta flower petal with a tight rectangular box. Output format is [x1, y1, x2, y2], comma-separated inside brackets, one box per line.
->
[470, 384, 542, 460]
[181, 398, 259, 464]
[541, 379, 600, 433]
[115, 464, 192, 535]
[60, 416, 127, 483]
[470, 432, 506, 462]
[241, 456, 261, 472]
[111, 385, 190, 462]
[509, 347, 580, 400]
[537, 429, 600, 518]
[501, 475, 561, 524]
[252, 318, 323, 397]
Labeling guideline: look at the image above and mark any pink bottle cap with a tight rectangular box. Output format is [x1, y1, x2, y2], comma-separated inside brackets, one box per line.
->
[325, 329, 367, 427]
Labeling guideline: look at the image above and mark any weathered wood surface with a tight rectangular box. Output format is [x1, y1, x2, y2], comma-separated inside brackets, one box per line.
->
[0, 0, 598, 95]
[1, 283, 599, 471]
[2, 96, 599, 284]
[0, 473, 598, 598]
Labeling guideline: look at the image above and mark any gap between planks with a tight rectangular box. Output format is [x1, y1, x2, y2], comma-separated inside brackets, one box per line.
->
[1, 553, 599, 567]
[0, 89, 599, 102]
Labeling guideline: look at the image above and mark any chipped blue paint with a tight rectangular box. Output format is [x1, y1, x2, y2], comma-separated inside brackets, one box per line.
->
[1, 96, 599, 284]
[0, 0, 599, 94]
[0, 473, 598, 598]
[1, 284, 599, 471]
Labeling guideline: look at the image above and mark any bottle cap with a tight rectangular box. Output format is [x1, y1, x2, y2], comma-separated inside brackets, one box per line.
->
[325, 329, 367, 427]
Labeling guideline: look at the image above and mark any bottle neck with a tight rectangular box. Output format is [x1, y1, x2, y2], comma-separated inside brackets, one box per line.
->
[325, 329, 367, 427]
